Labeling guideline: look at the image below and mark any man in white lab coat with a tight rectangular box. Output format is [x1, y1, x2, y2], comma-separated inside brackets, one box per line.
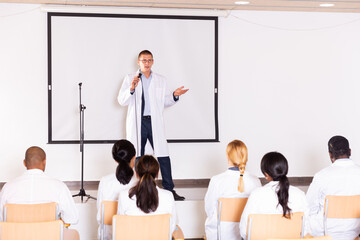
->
[0, 146, 79, 239]
[118, 50, 188, 201]
[306, 135, 360, 240]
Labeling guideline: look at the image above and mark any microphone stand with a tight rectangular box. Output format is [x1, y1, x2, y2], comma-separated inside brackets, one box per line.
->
[72, 82, 96, 202]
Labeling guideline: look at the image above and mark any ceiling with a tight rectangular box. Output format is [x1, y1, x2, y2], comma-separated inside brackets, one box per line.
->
[2, 0, 360, 13]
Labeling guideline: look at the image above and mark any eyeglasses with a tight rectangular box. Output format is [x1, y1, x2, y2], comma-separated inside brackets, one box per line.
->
[140, 59, 153, 64]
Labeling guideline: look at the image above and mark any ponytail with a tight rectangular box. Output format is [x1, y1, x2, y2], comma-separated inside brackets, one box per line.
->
[129, 155, 159, 213]
[261, 152, 292, 218]
[116, 160, 134, 185]
[238, 162, 246, 192]
[112, 140, 135, 185]
[275, 175, 291, 218]
[226, 140, 248, 193]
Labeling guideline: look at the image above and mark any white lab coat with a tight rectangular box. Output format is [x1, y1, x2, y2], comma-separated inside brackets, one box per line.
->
[117, 186, 177, 233]
[0, 169, 79, 224]
[240, 181, 309, 240]
[118, 72, 176, 157]
[96, 173, 137, 240]
[306, 158, 360, 240]
[204, 170, 261, 240]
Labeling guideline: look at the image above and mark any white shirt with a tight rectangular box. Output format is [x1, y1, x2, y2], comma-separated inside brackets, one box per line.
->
[204, 169, 261, 240]
[0, 169, 78, 224]
[96, 173, 137, 240]
[240, 181, 309, 239]
[117, 186, 177, 233]
[306, 158, 360, 240]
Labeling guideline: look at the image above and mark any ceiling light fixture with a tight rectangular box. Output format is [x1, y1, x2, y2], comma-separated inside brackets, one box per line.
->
[319, 3, 335, 7]
[235, 1, 250, 5]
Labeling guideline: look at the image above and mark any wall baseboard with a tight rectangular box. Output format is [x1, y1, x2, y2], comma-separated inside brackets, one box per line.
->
[0, 177, 314, 191]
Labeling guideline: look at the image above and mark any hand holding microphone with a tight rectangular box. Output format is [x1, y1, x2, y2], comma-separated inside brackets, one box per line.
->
[130, 70, 142, 91]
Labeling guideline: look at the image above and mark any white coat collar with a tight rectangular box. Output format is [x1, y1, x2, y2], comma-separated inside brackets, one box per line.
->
[332, 158, 354, 166]
[25, 169, 45, 175]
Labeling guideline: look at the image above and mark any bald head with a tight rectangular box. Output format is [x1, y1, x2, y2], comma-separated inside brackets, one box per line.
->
[24, 146, 46, 171]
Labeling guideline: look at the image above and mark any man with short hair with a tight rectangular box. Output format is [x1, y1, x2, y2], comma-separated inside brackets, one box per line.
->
[118, 50, 188, 201]
[306, 136, 360, 240]
[0, 146, 79, 225]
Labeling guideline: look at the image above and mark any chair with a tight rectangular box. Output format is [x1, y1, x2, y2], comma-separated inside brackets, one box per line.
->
[100, 201, 118, 240]
[267, 236, 332, 240]
[112, 214, 172, 240]
[323, 195, 360, 236]
[247, 212, 304, 240]
[217, 197, 248, 240]
[3, 202, 59, 222]
[0, 220, 63, 240]
[3, 202, 79, 240]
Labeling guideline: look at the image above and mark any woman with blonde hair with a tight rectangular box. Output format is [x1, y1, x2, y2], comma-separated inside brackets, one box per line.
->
[204, 140, 261, 240]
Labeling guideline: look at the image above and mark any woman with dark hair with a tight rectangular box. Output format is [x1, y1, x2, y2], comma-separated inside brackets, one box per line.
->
[239, 152, 309, 239]
[117, 155, 177, 233]
[96, 139, 137, 240]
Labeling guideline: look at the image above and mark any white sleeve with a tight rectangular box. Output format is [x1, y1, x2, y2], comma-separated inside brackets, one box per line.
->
[117, 191, 126, 215]
[163, 78, 177, 108]
[204, 177, 219, 218]
[96, 179, 105, 224]
[59, 184, 79, 225]
[170, 198, 177, 234]
[0, 186, 7, 222]
[306, 175, 322, 216]
[118, 74, 134, 106]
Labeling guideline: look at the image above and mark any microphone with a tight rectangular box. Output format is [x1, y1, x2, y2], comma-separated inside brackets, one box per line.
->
[137, 69, 142, 79]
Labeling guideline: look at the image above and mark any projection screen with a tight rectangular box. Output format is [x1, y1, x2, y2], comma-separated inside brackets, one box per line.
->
[48, 12, 218, 143]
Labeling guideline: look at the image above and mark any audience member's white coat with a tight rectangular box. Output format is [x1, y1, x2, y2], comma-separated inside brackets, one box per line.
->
[0, 169, 79, 224]
[306, 158, 360, 240]
[117, 186, 177, 233]
[204, 169, 261, 240]
[240, 181, 309, 239]
[96, 174, 136, 240]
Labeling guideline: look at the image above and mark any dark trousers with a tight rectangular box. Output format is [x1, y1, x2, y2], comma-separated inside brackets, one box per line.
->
[139, 117, 174, 191]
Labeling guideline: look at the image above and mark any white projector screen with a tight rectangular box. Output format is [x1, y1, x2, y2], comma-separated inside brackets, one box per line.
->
[48, 12, 218, 143]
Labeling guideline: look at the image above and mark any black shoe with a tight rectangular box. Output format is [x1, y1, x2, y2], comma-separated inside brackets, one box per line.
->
[171, 190, 185, 201]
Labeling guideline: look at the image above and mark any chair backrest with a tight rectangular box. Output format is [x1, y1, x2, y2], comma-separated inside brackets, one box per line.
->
[267, 236, 332, 240]
[100, 201, 118, 240]
[112, 214, 171, 240]
[217, 197, 248, 240]
[323, 195, 360, 235]
[0, 220, 63, 240]
[247, 212, 304, 240]
[324, 195, 360, 218]
[3, 202, 59, 222]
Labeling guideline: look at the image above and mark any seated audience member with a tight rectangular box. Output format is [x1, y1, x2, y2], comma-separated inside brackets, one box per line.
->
[117, 155, 177, 233]
[204, 140, 261, 240]
[0, 146, 79, 236]
[306, 135, 360, 240]
[96, 139, 137, 240]
[240, 152, 309, 239]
